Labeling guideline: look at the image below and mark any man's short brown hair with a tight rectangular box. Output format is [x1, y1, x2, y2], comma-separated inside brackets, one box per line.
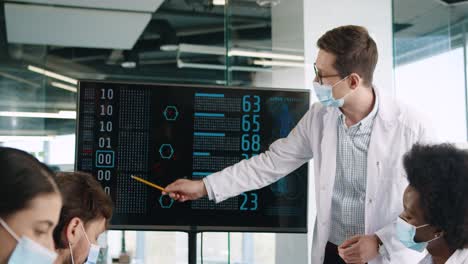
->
[317, 25, 378, 86]
[53, 171, 113, 248]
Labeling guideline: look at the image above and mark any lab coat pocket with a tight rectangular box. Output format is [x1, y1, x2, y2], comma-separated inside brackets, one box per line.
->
[377, 161, 407, 186]
[376, 161, 407, 220]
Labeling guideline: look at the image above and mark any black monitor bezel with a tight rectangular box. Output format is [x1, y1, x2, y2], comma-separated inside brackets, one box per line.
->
[75, 80, 310, 234]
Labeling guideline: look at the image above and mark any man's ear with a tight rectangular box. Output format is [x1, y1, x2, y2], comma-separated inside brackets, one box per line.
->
[348, 73, 361, 90]
[64, 217, 82, 246]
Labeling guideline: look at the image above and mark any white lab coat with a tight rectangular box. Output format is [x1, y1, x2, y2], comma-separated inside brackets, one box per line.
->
[419, 249, 468, 264]
[204, 88, 433, 264]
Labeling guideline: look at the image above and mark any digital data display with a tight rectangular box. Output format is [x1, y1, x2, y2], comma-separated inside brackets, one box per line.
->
[76, 81, 309, 232]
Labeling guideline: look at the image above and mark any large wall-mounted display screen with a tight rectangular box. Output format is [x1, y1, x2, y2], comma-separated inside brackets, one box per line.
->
[76, 81, 309, 232]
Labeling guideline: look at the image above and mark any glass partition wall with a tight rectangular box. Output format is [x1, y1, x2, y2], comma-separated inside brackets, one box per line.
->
[393, 0, 468, 143]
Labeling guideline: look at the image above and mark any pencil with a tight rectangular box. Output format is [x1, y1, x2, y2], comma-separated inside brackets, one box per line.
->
[131, 175, 166, 192]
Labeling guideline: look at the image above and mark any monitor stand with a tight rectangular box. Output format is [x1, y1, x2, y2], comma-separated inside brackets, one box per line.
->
[188, 228, 198, 264]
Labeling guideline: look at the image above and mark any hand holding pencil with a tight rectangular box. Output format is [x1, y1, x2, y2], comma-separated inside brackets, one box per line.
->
[130, 175, 207, 202]
[163, 179, 208, 202]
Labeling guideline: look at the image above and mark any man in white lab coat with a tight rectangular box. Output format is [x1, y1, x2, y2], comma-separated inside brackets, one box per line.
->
[164, 25, 431, 264]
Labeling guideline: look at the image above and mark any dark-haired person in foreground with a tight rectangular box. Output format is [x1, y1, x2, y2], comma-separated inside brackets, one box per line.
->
[341, 144, 468, 264]
[0, 147, 62, 264]
[53, 172, 113, 264]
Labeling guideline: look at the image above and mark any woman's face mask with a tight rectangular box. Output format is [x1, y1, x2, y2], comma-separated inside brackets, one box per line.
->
[0, 217, 57, 264]
[396, 217, 441, 252]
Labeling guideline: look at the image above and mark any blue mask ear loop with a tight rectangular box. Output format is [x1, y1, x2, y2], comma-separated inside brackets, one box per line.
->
[69, 221, 88, 264]
[69, 241, 75, 264]
[333, 75, 354, 100]
[415, 224, 443, 244]
[80, 222, 92, 246]
[0, 217, 20, 241]
[80, 222, 98, 263]
[331, 75, 350, 89]
[426, 233, 442, 243]
[415, 223, 429, 229]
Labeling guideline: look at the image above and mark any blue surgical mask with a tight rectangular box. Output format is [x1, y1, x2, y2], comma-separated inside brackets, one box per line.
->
[84, 244, 101, 264]
[0, 217, 57, 264]
[396, 217, 440, 252]
[313, 76, 350, 108]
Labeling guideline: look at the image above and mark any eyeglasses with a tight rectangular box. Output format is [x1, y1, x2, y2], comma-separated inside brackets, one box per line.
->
[314, 63, 341, 85]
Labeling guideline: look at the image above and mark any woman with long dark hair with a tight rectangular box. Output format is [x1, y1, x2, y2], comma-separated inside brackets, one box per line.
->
[0, 147, 62, 264]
